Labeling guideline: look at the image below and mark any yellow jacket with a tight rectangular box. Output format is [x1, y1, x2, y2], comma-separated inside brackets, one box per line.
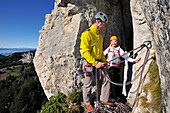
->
[80, 25, 106, 66]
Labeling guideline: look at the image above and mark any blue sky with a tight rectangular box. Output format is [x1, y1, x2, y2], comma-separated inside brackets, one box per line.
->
[0, 0, 55, 48]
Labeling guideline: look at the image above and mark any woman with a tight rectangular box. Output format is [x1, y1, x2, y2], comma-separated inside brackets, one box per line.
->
[104, 36, 141, 101]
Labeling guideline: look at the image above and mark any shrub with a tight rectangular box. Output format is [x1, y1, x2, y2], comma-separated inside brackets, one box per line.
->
[41, 93, 66, 113]
[67, 92, 82, 103]
[41, 92, 84, 113]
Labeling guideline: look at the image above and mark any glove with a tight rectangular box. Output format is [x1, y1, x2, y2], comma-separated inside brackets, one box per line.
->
[135, 57, 142, 63]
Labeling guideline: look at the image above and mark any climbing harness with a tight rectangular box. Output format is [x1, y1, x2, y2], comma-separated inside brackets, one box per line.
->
[85, 41, 152, 113]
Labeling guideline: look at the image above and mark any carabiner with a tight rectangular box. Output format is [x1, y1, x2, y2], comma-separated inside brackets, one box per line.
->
[143, 41, 152, 48]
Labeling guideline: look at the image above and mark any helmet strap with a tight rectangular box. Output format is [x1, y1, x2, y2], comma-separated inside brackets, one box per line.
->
[96, 20, 103, 29]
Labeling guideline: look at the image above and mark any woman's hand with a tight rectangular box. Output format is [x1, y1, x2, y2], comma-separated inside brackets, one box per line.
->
[135, 57, 142, 63]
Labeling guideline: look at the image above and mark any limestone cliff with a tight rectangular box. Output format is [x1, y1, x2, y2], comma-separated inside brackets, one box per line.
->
[33, 0, 169, 112]
[130, 0, 170, 112]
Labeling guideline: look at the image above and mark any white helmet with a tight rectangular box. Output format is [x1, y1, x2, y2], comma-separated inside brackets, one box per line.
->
[94, 12, 108, 23]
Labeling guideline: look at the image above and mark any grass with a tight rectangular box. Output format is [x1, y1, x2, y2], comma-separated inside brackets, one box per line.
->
[0, 64, 32, 80]
[138, 57, 162, 113]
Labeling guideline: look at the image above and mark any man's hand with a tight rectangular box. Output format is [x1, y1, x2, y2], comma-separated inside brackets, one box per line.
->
[95, 62, 105, 69]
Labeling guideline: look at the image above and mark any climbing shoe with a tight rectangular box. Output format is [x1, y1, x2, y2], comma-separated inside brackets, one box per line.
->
[85, 104, 94, 110]
[100, 101, 113, 106]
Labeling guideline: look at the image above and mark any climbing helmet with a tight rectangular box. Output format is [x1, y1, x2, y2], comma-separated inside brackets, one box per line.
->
[95, 12, 108, 23]
[110, 36, 118, 42]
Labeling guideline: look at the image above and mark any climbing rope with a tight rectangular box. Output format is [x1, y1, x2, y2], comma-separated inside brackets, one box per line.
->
[131, 44, 151, 109]
[85, 41, 152, 113]
[102, 41, 152, 86]
[104, 41, 152, 111]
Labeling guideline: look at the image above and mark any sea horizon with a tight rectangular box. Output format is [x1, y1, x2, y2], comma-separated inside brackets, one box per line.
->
[0, 48, 36, 56]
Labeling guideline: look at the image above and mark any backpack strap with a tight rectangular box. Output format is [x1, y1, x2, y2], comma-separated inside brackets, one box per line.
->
[108, 47, 116, 57]
[117, 48, 121, 66]
[117, 48, 120, 59]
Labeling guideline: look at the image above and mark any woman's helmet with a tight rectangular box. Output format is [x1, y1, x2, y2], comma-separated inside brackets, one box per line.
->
[95, 12, 108, 23]
[110, 36, 118, 42]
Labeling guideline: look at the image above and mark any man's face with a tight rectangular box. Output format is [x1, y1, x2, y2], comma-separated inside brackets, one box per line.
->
[98, 22, 106, 30]
[96, 20, 106, 30]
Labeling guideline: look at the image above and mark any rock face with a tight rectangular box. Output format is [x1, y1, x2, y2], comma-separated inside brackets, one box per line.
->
[19, 51, 35, 63]
[130, 0, 170, 112]
[33, 0, 169, 112]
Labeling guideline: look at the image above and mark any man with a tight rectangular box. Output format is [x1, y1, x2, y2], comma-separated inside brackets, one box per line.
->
[80, 12, 113, 111]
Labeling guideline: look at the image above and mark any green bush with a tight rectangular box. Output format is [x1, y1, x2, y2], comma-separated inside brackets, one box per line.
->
[41, 92, 84, 113]
[41, 93, 66, 113]
[67, 92, 82, 103]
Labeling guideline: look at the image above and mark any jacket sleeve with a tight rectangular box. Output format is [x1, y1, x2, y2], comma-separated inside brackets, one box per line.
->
[80, 32, 98, 66]
[120, 48, 135, 62]
[101, 51, 106, 62]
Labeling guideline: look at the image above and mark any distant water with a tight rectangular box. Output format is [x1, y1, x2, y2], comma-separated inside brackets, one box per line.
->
[0, 48, 36, 56]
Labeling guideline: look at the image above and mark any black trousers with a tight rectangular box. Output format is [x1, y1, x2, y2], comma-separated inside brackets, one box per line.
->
[108, 66, 123, 99]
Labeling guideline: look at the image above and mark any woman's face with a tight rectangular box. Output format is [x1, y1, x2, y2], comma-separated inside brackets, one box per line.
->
[111, 40, 118, 48]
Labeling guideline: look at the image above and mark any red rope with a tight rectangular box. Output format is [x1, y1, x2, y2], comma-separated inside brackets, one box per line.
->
[105, 44, 145, 65]
[131, 47, 150, 109]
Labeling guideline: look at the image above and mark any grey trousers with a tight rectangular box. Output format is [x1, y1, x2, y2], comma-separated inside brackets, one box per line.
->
[83, 69, 110, 105]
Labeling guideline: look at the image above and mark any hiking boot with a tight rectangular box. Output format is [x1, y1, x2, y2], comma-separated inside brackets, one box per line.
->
[85, 104, 94, 111]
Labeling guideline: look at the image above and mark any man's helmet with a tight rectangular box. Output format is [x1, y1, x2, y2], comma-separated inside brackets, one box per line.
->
[95, 12, 108, 23]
